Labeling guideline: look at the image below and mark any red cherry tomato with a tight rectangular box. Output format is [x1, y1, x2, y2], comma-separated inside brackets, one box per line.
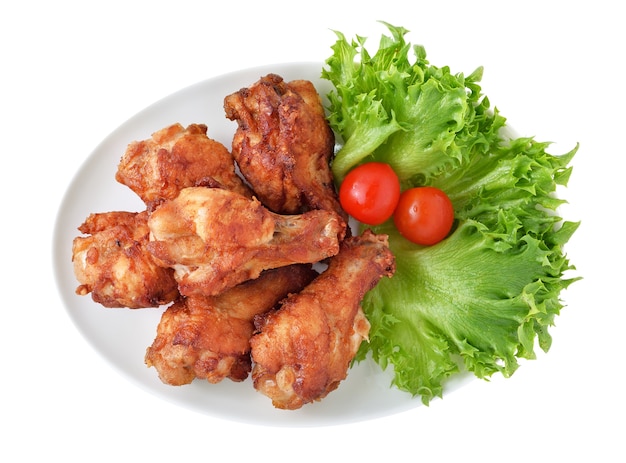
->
[339, 162, 401, 225]
[393, 186, 454, 245]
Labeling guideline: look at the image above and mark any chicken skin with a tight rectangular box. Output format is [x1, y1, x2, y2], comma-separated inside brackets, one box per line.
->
[116, 123, 253, 210]
[224, 74, 347, 223]
[145, 265, 318, 385]
[250, 230, 395, 410]
[147, 186, 346, 297]
[72, 211, 179, 308]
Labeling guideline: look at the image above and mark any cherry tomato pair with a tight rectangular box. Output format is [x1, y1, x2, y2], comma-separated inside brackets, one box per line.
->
[338, 162, 454, 246]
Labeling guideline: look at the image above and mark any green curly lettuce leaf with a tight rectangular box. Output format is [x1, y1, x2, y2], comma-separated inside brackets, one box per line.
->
[322, 22, 580, 404]
[323, 22, 492, 186]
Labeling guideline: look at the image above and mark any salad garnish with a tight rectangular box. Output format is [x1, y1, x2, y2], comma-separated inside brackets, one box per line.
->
[323, 22, 580, 404]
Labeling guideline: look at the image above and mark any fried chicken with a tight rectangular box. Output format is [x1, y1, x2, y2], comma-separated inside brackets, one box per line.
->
[72, 211, 179, 308]
[115, 123, 253, 210]
[145, 265, 318, 385]
[224, 74, 347, 223]
[147, 186, 346, 297]
[250, 230, 395, 410]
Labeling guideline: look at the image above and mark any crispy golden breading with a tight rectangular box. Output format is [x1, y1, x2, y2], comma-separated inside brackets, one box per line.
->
[147, 186, 346, 297]
[71, 73, 398, 410]
[224, 74, 347, 223]
[72, 211, 179, 308]
[250, 230, 395, 410]
[145, 265, 317, 385]
[116, 123, 253, 210]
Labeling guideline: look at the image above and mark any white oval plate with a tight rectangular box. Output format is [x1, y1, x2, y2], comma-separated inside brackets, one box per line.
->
[53, 62, 472, 427]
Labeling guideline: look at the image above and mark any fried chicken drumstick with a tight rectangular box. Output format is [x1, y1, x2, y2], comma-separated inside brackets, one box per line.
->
[224, 74, 347, 223]
[147, 186, 346, 297]
[72, 211, 179, 308]
[71, 72, 400, 411]
[250, 230, 395, 410]
[145, 265, 317, 385]
[116, 123, 253, 210]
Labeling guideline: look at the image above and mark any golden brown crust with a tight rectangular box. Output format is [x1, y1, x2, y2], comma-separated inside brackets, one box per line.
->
[145, 265, 318, 385]
[71, 74, 391, 409]
[224, 74, 347, 223]
[250, 230, 395, 409]
[146, 187, 346, 297]
[116, 123, 253, 210]
[72, 211, 179, 308]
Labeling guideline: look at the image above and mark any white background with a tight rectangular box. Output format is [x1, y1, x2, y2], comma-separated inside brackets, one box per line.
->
[2, 1, 623, 461]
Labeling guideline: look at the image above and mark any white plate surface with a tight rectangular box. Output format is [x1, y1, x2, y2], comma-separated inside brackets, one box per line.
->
[53, 62, 472, 427]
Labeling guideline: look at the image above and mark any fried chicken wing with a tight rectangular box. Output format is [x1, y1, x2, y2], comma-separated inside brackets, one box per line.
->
[250, 230, 395, 410]
[224, 74, 347, 223]
[147, 186, 346, 297]
[72, 211, 179, 308]
[145, 265, 317, 385]
[115, 123, 253, 210]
